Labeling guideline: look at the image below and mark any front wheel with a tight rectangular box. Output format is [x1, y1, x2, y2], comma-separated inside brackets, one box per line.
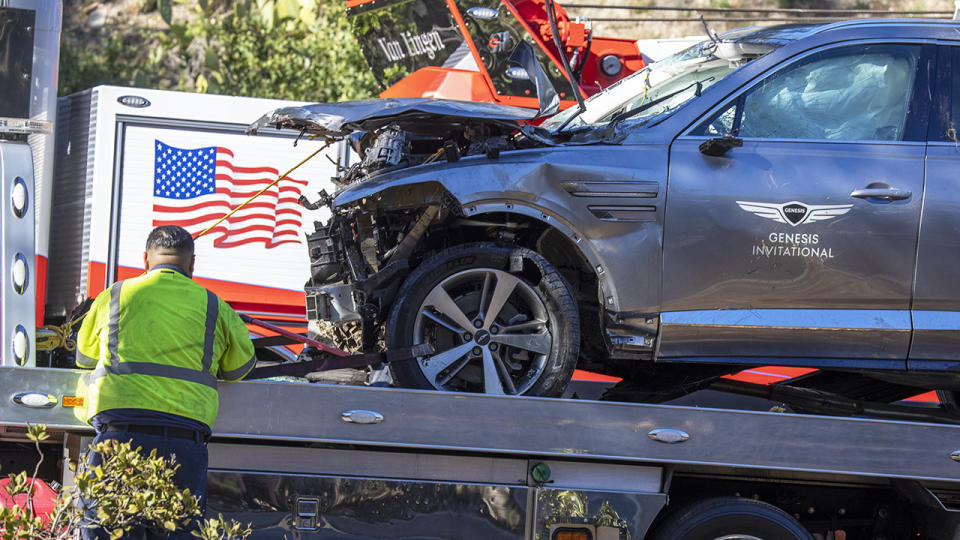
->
[387, 243, 579, 396]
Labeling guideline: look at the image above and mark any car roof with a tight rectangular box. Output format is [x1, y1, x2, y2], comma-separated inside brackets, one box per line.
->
[720, 24, 822, 46]
[721, 18, 960, 45]
[812, 17, 960, 34]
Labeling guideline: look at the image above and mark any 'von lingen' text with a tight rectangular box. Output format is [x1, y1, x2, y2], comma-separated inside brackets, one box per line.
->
[378, 30, 445, 62]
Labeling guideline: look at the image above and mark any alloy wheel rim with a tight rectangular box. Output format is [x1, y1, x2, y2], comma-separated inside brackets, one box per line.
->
[413, 268, 553, 394]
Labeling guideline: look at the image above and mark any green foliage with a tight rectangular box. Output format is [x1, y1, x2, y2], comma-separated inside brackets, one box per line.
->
[58, 32, 154, 96]
[26, 424, 50, 443]
[77, 439, 203, 536]
[158, 0, 174, 26]
[171, 0, 379, 101]
[0, 424, 250, 540]
[0, 502, 46, 540]
[59, 0, 377, 103]
[193, 514, 253, 540]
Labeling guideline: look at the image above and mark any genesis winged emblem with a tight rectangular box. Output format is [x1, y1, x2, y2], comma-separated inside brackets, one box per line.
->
[736, 201, 853, 227]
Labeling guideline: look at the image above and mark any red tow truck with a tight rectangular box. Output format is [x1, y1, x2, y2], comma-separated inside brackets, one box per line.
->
[346, 0, 646, 109]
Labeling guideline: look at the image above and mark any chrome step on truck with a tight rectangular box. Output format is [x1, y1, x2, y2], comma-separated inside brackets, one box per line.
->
[4, 366, 960, 539]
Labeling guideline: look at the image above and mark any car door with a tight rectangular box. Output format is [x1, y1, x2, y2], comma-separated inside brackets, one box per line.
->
[659, 42, 933, 366]
[910, 44, 960, 371]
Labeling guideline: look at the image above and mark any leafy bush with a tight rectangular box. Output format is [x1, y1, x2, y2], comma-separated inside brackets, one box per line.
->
[58, 32, 153, 96]
[177, 0, 378, 101]
[59, 0, 378, 103]
[0, 424, 250, 540]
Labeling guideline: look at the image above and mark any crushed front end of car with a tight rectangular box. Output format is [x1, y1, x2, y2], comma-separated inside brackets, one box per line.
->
[249, 97, 555, 345]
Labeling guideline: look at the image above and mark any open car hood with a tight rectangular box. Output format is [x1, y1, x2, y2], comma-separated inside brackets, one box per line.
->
[247, 98, 537, 138]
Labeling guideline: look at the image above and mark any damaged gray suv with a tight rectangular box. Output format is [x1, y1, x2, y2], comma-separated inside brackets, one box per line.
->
[251, 19, 960, 402]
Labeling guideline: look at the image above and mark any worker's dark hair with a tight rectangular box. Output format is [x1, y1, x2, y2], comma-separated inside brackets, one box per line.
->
[145, 225, 195, 254]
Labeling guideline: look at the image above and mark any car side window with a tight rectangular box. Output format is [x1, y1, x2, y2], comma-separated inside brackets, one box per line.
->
[695, 44, 921, 141]
[700, 102, 738, 136]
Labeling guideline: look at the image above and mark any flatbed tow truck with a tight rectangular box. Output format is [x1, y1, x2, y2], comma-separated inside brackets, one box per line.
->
[4, 366, 960, 539]
[4, 2, 960, 539]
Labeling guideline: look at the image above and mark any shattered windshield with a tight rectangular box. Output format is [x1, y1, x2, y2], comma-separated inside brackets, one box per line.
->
[541, 35, 783, 132]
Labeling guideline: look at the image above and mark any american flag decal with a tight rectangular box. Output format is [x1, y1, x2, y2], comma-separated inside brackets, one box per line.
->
[152, 140, 307, 248]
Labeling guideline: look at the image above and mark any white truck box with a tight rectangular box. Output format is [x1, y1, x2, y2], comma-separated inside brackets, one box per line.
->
[48, 86, 344, 326]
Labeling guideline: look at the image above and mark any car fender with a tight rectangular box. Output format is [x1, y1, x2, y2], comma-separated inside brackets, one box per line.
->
[333, 145, 669, 315]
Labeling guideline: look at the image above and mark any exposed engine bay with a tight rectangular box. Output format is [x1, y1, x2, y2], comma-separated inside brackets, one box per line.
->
[249, 96, 550, 185]
[337, 120, 534, 185]
[302, 135, 537, 355]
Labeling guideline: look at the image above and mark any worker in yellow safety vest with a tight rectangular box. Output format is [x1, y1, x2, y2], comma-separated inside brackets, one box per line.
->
[75, 225, 256, 540]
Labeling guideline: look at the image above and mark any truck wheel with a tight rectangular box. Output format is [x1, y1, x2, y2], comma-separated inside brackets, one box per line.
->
[387, 243, 579, 396]
[649, 497, 814, 540]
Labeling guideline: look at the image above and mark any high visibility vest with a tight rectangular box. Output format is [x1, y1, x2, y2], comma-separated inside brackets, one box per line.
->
[76, 266, 256, 429]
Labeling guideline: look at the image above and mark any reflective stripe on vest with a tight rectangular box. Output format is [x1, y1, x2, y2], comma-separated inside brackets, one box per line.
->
[76, 351, 98, 368]
[201, 290, 218, 373]
[220, 354, 257, 380]
[86, 284, 219, 390]
[107, 280, 122, 364]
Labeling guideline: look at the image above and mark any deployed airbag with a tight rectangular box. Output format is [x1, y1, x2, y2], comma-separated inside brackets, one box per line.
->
[739, 48, 918, 141]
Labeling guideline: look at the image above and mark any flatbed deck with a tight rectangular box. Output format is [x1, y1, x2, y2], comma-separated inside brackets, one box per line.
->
[7, 366, 960, 483]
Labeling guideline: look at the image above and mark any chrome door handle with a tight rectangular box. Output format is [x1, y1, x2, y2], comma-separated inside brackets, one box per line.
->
[850, 188, 911, 201]
[341, 410, 384, 424]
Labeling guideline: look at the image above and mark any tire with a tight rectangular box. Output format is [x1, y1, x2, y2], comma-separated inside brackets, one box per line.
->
[649, 497, 814, 540]
[387, 243, 579, 396]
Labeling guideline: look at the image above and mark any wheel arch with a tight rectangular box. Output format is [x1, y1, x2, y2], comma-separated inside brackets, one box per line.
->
[455, 200, 616, 309]
[342, 173, 621, 311]
[345, 181, 626, 365]
[422, 201, 613, 367]
[356, 181, 620, 306]
[341, 180, 620, 310]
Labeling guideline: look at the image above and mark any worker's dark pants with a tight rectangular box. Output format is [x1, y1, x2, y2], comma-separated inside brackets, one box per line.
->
[80, 427, 208, 540]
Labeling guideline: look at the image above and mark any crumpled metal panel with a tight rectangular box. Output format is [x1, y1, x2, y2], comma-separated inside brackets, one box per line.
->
[332, 143, 669, 314]
[247, 98, 535, 138]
